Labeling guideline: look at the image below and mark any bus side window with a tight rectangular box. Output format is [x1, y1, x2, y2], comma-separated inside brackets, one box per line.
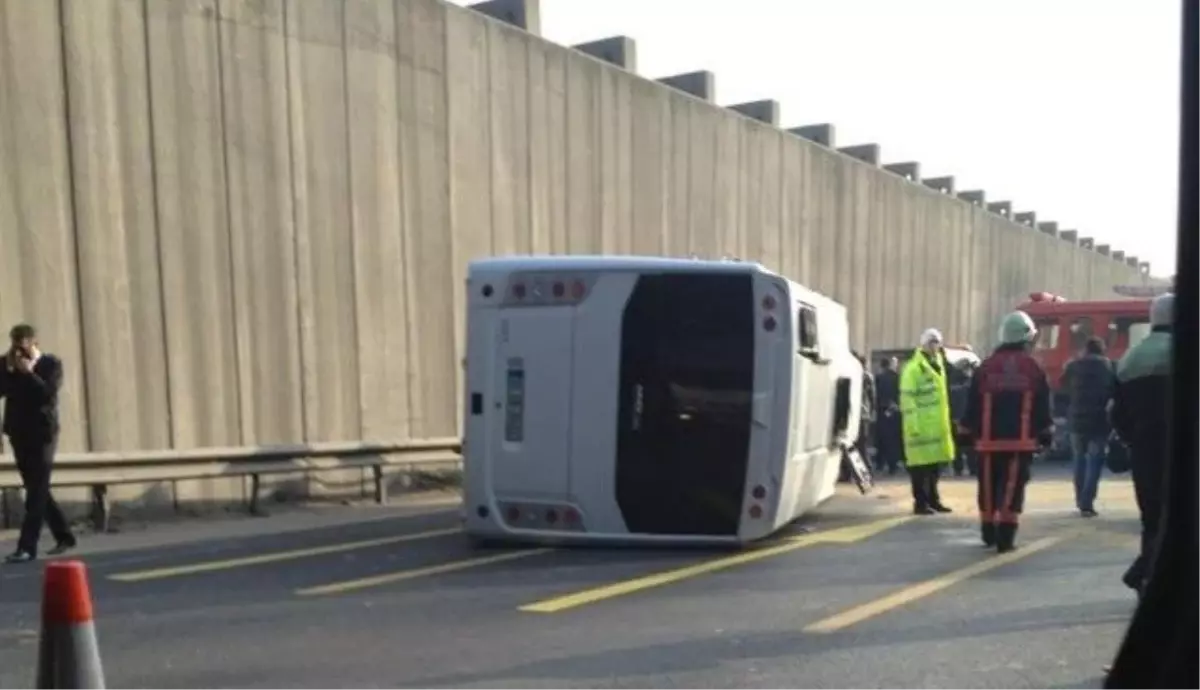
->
[797, 304, 820, 360]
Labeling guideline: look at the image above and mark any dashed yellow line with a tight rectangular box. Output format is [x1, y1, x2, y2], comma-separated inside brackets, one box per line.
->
[295, 548, 554, 596]
[518, 516, 912, 614]
[109, 527, 461, 583]
[802, 531, 1073, 633]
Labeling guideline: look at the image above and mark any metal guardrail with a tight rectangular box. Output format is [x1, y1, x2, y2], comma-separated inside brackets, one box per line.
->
[0, 438, 463, 532]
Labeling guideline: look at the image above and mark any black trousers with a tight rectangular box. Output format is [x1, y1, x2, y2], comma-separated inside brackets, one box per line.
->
[10, 434, 73, 555]
[977, 452, 1032, 549]
[1124, 452, 1166, 591]
[874, 415, 902, 472]
[908, 464, 943, 509]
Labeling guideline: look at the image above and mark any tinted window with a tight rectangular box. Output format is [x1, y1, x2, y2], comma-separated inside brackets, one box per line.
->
[615, 272, 754, 536]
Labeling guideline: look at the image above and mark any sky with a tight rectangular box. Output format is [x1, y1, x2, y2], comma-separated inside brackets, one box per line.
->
[449, 0, 1183, 278]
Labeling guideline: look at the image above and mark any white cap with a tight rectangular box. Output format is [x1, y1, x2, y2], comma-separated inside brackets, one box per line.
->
[920, 328, 943, 347]
[1150, 292, 1174, 327]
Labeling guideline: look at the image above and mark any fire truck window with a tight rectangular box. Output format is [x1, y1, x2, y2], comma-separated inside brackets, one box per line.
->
[1108, 317, 1152, 353]
[1068, 317, 1094, 352]
[1033, 321, 1059, 351]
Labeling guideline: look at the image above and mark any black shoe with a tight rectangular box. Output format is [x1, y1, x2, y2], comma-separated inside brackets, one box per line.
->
[46, 538, 77, 556]
[981, 523, 996, 547]
[931, 503, 953, 513]
[997, 542, 1018, 554]
[4, 550, 35, 564]
[1080, 508, 1098, 518]
[914, 505, 936, 515]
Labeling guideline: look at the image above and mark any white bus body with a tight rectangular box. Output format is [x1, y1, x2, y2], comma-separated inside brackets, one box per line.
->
[461, 256, 863, 546]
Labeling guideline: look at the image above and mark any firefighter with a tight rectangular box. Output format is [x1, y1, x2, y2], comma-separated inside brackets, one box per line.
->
[961, 311, 1054, 552]
[899, 328, 956, 515]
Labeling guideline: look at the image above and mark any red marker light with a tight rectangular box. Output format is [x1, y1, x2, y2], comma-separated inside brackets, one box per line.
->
[571, 281, 586, 300]
[749, 505, 763, 519]
[512, 283, 526, 299]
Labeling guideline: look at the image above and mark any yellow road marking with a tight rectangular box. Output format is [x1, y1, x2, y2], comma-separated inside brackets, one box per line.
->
[802, 531, 1073, 633]
[518, 516, 912, 614]
[295, 548, 554, 596]
[109, 527, 461, 583]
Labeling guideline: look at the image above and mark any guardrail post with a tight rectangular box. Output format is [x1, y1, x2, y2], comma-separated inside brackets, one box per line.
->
[248, 474, 265, 516]
[91, 485, 110, 533]
[373, 465, 387, 505]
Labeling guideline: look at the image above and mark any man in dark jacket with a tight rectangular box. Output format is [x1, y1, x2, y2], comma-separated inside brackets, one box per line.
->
[873, 357, 901, 475]
[961, 311, 1054, 552]
[1061, 336, 1117, 517]
[1, 323, 75, 563]
[1111, 293, 1172, 595]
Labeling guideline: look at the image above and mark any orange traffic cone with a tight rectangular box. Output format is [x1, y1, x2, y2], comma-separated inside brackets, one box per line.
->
[36, 561, 105, 689]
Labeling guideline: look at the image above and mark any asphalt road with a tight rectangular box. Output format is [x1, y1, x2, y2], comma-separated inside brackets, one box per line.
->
[0, 465, 1142, 689]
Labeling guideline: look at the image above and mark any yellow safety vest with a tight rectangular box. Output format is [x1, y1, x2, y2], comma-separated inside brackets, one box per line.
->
[899, 350, 956, 467]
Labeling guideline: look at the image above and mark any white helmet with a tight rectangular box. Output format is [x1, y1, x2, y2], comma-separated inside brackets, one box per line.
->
[919, 328, 943, 348]
[998, 310, 1038, 345]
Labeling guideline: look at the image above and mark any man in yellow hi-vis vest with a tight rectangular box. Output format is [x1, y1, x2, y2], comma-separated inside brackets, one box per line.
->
[900, 327, 957, 515]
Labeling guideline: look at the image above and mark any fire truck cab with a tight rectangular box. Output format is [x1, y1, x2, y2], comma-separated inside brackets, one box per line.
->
[1018, 289, 1162, 459]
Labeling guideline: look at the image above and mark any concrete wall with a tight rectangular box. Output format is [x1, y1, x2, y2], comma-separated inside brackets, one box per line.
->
[0, 0, 1144, 508]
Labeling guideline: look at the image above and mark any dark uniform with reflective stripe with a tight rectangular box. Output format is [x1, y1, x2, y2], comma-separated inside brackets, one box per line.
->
[961, 343, 1054, 552]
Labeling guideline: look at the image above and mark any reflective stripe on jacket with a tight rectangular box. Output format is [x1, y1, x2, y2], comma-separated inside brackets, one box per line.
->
[899, 349, 956, 466]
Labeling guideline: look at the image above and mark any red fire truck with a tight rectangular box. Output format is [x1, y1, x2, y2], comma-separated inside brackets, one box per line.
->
[1017, 284, 1171, 458]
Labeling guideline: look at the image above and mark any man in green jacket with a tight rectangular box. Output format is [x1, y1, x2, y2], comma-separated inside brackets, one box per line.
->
[900, 327, 956, 515]
[1110, 292, 1173, 595]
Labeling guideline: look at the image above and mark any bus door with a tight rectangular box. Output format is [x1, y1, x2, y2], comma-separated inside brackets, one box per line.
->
[487, 297, 573, 500]
[612, 272, 755, 536]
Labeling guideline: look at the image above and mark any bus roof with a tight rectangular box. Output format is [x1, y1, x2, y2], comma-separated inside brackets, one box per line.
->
[468, 254, 777, 277]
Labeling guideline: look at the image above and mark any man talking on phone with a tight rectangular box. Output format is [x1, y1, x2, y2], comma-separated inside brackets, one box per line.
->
[0, 323, 76, 563]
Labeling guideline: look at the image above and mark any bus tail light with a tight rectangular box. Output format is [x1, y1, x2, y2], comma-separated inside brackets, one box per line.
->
[763, 316, 777, 332]
[752, 485, 766, 500]
[496, 501, 586, 532]
[749, 504, 763, 519]
[503, 274, 593, 307]
[761, 295, 776, 311]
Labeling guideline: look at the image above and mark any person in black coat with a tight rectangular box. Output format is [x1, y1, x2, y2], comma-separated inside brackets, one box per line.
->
[873, 357, 902, 475]
[1061, 336, 1117, 517]
[1, 323, 76, 563]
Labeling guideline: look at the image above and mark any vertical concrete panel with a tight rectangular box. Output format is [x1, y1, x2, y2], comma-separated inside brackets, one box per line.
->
[218, 0, 303, 445]
[399, 0, 455, 437]
[662, 94, 689, 256]
[758, 130, 782, 274]
[863, 175, 886, 347]
[0, 0, 88, 452]
[62, 0, 170, 451]
[778, 137, 806, 281]
[526, 37, 565, 255]
[713, 116, 740, 259]
[563, 54, 598, 253]
[738, 123, 763, 262]
[285, 0, 361, 443]
[487, 22, 529, 255]
[806, 147, 836, 295]
[594, 66, 618, 254]
[345, 0, 414, 440]
[145, 0, 240, 448]
[612, 68, 634, 255]
[686, 103, 718, 258]
[629, 80, 666, 255]
[846, 165, 870, 348]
